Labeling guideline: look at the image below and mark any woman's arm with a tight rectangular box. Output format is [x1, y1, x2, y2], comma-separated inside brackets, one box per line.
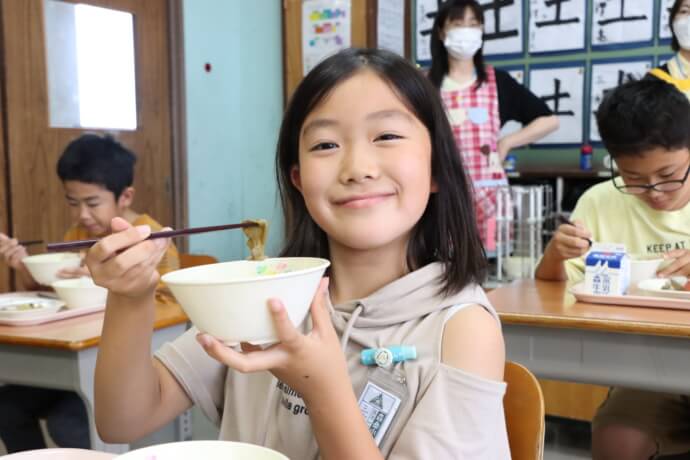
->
[498, 115, 559, 160]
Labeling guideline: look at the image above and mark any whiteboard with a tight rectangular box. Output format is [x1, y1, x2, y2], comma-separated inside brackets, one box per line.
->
[479, 0, 524, 56]
[529, 0, 586, 53]
[592, 0, 653, 47]
[659, 0, 674, 40]
[500, 68, 526, 138]
[529, 65, 585, 145]
[415, 0, 438, 62]
[589, 60, 652, 142]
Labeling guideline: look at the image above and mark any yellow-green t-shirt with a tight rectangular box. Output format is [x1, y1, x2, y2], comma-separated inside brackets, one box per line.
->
[564, 180, 690, 282]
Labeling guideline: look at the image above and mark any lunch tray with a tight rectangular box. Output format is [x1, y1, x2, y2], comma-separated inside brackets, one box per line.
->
[570, 283, 690, 311]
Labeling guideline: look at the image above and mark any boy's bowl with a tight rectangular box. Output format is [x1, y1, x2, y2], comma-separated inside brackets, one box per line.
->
[161, 257, 330, 345]
[51, 277, 108, 309]
[629, 257, 664, 288]
[22, 252, 82, 286]
[115, 441, 289, 460]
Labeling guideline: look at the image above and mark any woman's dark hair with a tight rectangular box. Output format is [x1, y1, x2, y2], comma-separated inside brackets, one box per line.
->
[428, 0, 487, 90]
[57, 134, 136, 198]
[670, 0, 686, 52]
[596, 79, 690, 158]
[276, 48, 487, 295]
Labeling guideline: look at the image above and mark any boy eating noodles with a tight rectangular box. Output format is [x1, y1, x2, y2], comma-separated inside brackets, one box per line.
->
[0, 134, 179, 452]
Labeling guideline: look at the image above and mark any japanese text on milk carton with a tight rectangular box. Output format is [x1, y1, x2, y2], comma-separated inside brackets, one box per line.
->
[584, 243, 630, 296]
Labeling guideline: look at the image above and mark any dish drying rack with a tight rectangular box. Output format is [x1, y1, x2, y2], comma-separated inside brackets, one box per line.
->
[488, 184, 555, 285]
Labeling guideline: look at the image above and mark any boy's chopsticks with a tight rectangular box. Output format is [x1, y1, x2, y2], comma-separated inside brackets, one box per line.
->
[556, 215, 593, 248]
[18, 240, 44, 247]
[45, 222, 259, 252]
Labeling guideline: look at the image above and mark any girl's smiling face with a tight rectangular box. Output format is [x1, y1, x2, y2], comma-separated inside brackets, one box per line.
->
[292, 70, 434, 253]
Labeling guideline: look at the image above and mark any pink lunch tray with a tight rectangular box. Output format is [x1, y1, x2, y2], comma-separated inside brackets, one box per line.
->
[0, 292, 105, 326]
[570, 283, 690, 311]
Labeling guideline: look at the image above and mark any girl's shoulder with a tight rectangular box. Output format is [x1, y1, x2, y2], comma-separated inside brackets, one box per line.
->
[440, 304, 505, 382]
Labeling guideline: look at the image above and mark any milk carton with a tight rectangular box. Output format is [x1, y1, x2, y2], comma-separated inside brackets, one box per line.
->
[584, 243, 630, 296]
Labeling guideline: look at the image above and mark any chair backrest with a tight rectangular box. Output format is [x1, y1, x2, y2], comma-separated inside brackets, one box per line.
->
[179, 253, 218, 269]
[504, 361, 545, 460]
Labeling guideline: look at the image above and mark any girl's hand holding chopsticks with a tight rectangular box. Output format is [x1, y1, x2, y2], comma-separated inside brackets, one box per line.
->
[85, 217, 171, 300]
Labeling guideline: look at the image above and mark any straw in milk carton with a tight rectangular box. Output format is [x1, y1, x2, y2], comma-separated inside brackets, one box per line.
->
[584, 243, 631, 296]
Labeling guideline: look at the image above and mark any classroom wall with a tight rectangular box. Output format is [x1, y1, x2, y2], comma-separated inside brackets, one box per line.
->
[183, 0, 284, 262]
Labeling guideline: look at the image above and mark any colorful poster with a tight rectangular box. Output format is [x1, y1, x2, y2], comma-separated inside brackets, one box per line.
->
[302, 0, 351, 75]
[529, 0, 586, 53]
[591, 0, 653, 48]
[589, 60, 652, 142]
[529, 65, 585, 145]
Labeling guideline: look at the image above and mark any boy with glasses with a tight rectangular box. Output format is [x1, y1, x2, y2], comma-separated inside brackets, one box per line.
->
[536, 79, 690, 459]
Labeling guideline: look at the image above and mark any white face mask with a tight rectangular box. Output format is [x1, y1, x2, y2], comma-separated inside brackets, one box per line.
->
[443, 27, 483, 60]
[673, 16, 690, 50]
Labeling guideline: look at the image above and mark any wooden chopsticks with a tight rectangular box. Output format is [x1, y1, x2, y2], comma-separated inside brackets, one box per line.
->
[46, 222, 259, 252]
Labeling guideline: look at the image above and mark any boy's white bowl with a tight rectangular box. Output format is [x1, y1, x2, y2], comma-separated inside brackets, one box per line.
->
[161, 257, 330, 345]
[115, 441, 288, 460]
[51, 277, 108, 309]
[22, 252, 82, 286]
[629, 257, 664, 288]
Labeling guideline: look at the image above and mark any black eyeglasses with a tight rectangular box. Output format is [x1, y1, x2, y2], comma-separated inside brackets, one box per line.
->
[611, 162, 690, 195]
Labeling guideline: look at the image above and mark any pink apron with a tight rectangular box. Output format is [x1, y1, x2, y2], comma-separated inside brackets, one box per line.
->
[441, 66, 507, 250]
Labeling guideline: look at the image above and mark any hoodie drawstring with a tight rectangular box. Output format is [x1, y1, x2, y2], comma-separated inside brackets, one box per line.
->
[340, 304, 363, 350]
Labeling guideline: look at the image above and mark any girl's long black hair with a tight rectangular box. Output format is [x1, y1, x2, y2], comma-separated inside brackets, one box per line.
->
[275, 48, 486, 295]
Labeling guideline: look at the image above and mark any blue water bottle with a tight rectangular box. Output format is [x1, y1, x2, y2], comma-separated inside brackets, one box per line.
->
[504, 153, 517, 172]
[580, 144, 593, 171]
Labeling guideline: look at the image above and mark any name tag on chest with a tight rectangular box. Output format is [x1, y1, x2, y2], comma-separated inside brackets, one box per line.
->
[357, 381, 402, 446]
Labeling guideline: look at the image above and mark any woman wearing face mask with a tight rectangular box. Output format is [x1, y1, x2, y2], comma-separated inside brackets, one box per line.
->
[649, 0, 690, 97]
[428, 0, 559, 247]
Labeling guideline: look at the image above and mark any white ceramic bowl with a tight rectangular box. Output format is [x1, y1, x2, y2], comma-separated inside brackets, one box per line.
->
[22, 252, 82, 286]
[3, 448, 114, 459]
[51, 277, 108, 309]
[161, 257, 330, 345]
[115, 441, 289, 460]
[629, 257, 664, 287]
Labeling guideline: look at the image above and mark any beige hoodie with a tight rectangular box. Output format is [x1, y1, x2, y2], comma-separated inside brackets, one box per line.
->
[156, 263, 510, 459]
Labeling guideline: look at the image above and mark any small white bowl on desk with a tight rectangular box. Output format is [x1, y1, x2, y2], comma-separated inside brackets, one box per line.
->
[51, 277, 108, 309]
[22, 252, 82, 286]
[116, 440, 288, 460]
[162, 257, 330, 346]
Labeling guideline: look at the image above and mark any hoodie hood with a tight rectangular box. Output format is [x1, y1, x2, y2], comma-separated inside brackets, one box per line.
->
[330, 262, 491, 328]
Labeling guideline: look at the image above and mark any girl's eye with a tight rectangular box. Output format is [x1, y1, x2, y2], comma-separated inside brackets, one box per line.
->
[310, 142, 338, 152]
[375, 133, 402, 142]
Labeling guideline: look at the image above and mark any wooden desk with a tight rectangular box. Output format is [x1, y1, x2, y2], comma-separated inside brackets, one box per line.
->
[0, 298, 190, 454]
[488, 280, 690, 394]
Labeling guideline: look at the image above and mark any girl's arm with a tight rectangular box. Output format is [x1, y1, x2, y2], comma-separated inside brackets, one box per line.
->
[498, 115, 559, 160]
[88, 218, 192, 443]
[441, 304, 505, 380]
[199, 279, 384, 460]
